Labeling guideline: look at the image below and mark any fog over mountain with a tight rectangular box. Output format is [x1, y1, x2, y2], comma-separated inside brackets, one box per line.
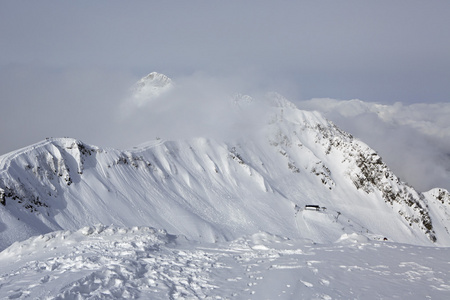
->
[117, 74, 450, 193]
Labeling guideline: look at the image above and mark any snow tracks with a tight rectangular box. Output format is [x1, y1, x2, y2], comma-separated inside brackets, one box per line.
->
[1, 226, 450, 299]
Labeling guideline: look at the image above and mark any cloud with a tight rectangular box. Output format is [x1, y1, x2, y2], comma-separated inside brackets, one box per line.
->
[116, 72, 271, 147]
[296, 98, 450, 192]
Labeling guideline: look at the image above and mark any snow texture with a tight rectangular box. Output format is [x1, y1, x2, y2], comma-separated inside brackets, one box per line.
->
[1, 225, 449, 299]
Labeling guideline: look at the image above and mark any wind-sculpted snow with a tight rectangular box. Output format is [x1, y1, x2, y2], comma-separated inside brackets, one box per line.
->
[1, 225, 449, 299]
[1, 95, 450, 253]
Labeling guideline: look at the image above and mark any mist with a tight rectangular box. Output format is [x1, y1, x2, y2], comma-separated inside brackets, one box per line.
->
[116, 72, 272, 147]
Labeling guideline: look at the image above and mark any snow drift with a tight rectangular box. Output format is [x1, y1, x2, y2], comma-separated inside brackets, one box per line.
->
[2, 224, 449, 299]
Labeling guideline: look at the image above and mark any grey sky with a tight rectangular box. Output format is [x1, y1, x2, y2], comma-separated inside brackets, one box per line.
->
[2, 1, 450, 101]
[1, 0, 450, 191]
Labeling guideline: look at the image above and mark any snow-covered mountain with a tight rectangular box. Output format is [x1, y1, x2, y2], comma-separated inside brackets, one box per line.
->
[1, 76, 449, 253]
[1, 73, 450, 298]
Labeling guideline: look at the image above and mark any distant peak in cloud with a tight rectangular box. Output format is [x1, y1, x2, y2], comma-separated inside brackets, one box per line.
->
[135, 72, 172, 89]
[131, 72, 173, 107]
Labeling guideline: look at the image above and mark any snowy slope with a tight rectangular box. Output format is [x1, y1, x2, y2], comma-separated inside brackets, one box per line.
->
[1, 225, 449, 299]
[1, 88, 449, 251]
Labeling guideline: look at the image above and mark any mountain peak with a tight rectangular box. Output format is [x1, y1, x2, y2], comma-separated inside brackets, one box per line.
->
[131, 72, 173, 106]
[136, 72, 172, 88]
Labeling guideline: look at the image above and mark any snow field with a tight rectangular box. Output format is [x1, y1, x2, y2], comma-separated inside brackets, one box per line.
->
[1, 226, 449, 299]
[0, 225, 216, 299]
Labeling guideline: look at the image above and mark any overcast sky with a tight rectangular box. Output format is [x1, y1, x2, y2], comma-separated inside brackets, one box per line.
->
[2, 1, 450, 101]
[1, 1, 449, 190]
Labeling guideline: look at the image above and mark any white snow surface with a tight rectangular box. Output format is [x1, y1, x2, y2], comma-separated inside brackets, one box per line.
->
[1, 83, 450, 298]
[1, 225, 449, 299]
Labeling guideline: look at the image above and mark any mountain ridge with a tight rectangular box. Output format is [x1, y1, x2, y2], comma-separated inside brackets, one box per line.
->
[1, 94, 449, 250]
